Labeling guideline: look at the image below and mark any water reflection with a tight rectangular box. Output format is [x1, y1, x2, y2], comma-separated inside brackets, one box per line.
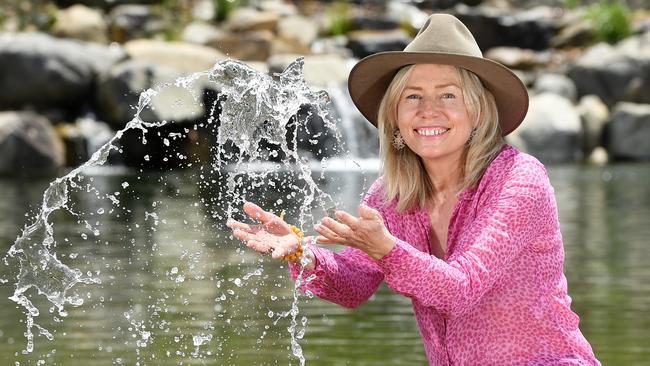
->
[1, 162, 649, 365]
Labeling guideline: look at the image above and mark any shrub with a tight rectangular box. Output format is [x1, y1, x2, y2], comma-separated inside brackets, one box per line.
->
[586, 1, 632, 44]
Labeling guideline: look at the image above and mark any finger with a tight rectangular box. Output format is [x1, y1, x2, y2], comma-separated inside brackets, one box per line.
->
[243, 201, 276, 224]
[227, 219, 257, 233]
[334, 210, 359, 228]
[320, 217, 353, 238]
[359, 204, 381, 221]
[315, 235, 336, 244]
[314, 222, 344, 244]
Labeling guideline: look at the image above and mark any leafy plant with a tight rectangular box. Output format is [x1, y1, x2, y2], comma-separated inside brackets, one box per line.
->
[326, 1, 352, 36]
[586, 0, 632, 44]
[214, 0, 241, 22]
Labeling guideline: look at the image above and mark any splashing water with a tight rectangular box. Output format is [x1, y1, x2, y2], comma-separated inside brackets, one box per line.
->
[4, 57, 359, 364]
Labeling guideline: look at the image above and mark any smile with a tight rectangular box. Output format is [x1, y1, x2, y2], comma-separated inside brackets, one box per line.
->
[416, 128, 449, 136]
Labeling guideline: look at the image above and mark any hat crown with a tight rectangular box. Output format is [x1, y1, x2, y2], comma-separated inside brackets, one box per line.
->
[404, 14, 482, 58]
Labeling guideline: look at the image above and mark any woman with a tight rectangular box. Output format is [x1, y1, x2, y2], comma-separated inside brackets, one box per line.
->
[228, 14, 601, 365]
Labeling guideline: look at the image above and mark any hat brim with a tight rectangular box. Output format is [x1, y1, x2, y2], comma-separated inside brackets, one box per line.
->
[347, 51, 529, 136]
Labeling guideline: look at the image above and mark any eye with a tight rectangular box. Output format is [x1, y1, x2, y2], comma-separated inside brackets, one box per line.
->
[406, 94, 421, 100]
[441, 93, 456, 99]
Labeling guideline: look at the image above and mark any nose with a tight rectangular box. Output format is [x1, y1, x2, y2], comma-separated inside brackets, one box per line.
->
[417, 96, 440, 117]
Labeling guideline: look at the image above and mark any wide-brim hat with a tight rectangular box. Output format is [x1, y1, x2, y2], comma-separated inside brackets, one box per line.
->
[348, 13, 528, 136]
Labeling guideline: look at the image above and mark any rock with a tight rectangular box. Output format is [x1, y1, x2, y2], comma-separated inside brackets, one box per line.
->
[387, 2, 430, 30]
[508, 93, 582, 163]
[587, 146, 608, 165]
[533, 73, 577, 102]
[346, 29, 412, 58]
[0, 111, 64, 174]
[191, 0, 216, 22]
[258, 0, 298, 16]
[567, 32, 650, 106]
[95, 60, 205, 128]
[226, 8, 279, 33]
[485, 47, 551, 70]
[52, 4, 109, 43]
[607, 102, 650, 160]
[550, 15, 594, 48]
[577, 95, 609, 156]
[350, 15, 400, 31]
[277, 15, 320, 47]
[108, 4, 164, 43]
[57, 116, 116, 166]
[181, 21, 223, 45]
[0, 32, 126, 110]
[124, 39, 227, 73]
[452, 5, 559, 51]
[206, 30, 275, 61]
[267, 54, 352, 87]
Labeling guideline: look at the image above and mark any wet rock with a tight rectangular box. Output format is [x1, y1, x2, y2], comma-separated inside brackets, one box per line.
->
[533, 73, 577, 102]
[0, 111, 64, 174]
[485, 47, 551, 70]
[607, 103, 650, 160]
[452, 5, 559, 51]
[108, 4, 164, 43]
[567, 32, 650, 106]
[508, 93, 582, 163]
[577, 95, 609, 157]
[181, 21, 223, 45]
[124, 39, 227, 73]
[206, 30, 275, 61]
[277, 15, 320, 47]
[346, 29, 411, 58]
[52, 4, 109, 43]
[95, 60, 204, 128]
[226, 8, 279, 33]
[267, 54, 351, 87]
[0, 32, 126, 110]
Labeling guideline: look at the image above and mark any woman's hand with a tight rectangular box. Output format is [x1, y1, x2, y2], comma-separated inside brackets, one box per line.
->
[227, 202, 301, 260]
[315, 204, 396, 260]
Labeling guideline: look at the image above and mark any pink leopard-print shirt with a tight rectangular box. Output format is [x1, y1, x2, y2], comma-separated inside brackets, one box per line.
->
[290, 145, 600, 365]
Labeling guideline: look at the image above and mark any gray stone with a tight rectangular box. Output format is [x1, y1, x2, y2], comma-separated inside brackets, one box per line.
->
[258, 0, 298, 16]
[181, 21, 223, 45]
[95, 60, 206, 128]
[0, 32, 126, 109]
[508, 93, 582, 163]
[226, 8, 279, 33]
[206, 30, 275, 61]
[267, 54, 351, 87]
[567, 32, 650, 106]
[277, 15, 319, 47]
[108, 4, 164, 43]
[124, 39, 227, 73]
[577, 95, 609, 156]
[485, 47, 551, 70]
[0, 111, 64, 174]
[607, 103, 650, 160]
[346, 29, 411, 58]
[52, 4, 109, 43]
[534, 73, 577, 102]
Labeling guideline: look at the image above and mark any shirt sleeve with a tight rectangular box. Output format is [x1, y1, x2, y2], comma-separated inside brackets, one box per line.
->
[375, 158, 554, 319]
[287, 178, 387, 308]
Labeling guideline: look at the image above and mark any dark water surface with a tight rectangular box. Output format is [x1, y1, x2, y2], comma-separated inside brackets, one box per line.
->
[1, 162, 648, 365]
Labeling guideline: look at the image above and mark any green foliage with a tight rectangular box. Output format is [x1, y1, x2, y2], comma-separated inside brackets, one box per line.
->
[562, 0, 580, 9]
[585, 1, 632, 44]
[326, 1, 352, 36]
[214, 0, 241, 22]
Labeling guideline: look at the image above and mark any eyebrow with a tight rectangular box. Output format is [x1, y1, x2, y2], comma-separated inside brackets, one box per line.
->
[404, 82, 460, 91]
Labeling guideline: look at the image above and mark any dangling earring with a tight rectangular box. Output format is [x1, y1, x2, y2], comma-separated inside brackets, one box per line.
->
[392, 129, 405, 150]
[466, 128, 477, 146]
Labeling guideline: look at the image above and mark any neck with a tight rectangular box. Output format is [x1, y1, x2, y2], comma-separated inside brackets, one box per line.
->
[422, 154, 464, 199]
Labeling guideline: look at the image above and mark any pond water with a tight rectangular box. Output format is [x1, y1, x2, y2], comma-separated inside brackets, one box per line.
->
[0, 161, 648, 365]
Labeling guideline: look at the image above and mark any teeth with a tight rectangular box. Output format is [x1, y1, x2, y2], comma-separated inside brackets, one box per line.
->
[417, 128, 448, 136]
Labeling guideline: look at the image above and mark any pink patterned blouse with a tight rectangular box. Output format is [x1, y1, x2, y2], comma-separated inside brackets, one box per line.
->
[290, 145, 600, 365]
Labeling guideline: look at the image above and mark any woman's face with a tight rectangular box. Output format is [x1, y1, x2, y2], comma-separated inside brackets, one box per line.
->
[396, 64, 473, 164]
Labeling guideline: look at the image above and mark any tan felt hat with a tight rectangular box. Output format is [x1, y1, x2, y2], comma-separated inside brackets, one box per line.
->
[347, 13, 529, 136]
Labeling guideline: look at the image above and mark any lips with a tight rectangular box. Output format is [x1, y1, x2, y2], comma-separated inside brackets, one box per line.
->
[415, 127, 450, 136]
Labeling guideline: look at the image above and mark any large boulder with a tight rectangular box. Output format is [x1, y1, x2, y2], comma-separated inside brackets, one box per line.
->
[277, 15, 320, 47]
[567, 32, 650, 106]
[533, 73, 578, 102]
[346, 29, 411, 58]
[452, 5, 559, 51]
[0, 32, 126, 110]
[123, 39, 227, 73]
[52, 4, 109, 43]
[181, 21, 223, 45]
[508, 93, 582, 163]
[226, 8, 280, 33]
[576, 95, 609, 156]
[0, 112, 65, 174]
[108, 4, 164, 43]
[267, 54, 351, 87]
[607, 103, 650, 160]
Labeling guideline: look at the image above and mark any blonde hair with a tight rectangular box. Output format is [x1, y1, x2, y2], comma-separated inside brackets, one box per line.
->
[377, 65, 503, 212]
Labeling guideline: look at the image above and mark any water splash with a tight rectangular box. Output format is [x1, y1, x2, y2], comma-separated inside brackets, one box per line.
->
[4, 57, 350, 363]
